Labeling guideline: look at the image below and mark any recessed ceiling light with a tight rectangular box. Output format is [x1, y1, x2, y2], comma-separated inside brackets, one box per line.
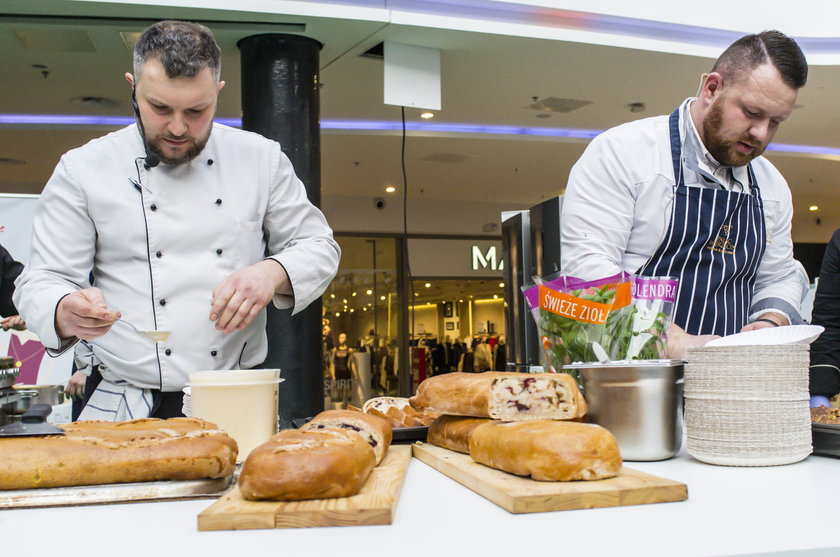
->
[499, 282, 505, 288]
[425, 282, 431, 288]
[420, 112, 434, 119]
[810, 205, 820, 211]
[385, 185, 396, 193]
[366, 289, 373, 295]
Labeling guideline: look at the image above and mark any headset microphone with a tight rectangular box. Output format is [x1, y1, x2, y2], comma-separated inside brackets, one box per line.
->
[131, 89, 160, 169]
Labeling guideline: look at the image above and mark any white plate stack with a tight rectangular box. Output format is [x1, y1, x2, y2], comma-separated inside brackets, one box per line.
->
[683, 325, 822, 466]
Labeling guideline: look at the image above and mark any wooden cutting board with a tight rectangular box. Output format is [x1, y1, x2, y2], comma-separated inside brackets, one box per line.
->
[412, 442, 687, 514]
[197, 444, 412, 530]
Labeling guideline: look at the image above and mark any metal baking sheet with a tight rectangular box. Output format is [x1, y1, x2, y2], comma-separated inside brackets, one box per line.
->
[812, 422, 840, 458]
[0, 474, 234, 509]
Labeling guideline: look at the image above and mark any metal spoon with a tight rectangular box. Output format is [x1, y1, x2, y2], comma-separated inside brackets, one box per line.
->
[119, 318, 171, 343]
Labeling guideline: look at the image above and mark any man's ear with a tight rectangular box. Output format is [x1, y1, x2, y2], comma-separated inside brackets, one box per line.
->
[125, 72, 135, 87]
[217, 80, 226, 94]
[703, 72, 724, 98]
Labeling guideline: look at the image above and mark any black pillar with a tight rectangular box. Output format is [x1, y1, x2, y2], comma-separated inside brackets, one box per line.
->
[238, 34, 324, 428]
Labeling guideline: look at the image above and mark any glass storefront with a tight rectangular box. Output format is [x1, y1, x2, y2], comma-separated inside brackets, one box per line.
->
[322, 235, 506, 408]
[322, 237, 400, 409]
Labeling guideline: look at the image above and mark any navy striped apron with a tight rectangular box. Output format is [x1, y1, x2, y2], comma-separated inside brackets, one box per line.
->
[637, 109, 766, 337]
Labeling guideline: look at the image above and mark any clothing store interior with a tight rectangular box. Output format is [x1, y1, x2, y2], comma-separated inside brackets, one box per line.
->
[2, 3, 840, 413]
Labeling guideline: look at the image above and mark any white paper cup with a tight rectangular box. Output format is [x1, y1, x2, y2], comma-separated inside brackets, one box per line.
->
[188, 369, 282, 462]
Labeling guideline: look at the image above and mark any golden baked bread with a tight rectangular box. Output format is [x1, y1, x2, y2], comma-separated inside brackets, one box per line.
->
[0, 417, 238, 490]
[238, 428, 376, 501]
[301, 409, 392, 465]
[362, 396, 411, 414]
[811, 405, 840, 424]
[469, 420, 621, 481]
[410, 372, 587, 421]
[427, 415, 492, 454]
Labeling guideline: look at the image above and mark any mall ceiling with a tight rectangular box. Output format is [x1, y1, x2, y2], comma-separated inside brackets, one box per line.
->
[3, 1, 840, 241]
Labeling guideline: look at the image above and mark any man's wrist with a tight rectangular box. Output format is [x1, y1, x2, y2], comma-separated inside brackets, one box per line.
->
[754, 312, 788, 327]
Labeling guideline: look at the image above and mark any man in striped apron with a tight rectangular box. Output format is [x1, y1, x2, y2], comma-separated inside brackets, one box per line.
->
[561, 31, 809, 361]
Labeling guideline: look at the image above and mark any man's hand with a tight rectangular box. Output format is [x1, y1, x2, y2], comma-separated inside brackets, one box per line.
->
[740, 311, 789, 332]
[56, 288, 119, 341]
[666, 324, 720, 360]
[65, 370, 88, 400]
[210, 260, 290, 335]
[1, 315, 26, 331]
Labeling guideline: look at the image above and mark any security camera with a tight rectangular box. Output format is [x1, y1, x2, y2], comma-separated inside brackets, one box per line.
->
[374, 197, 386, 210]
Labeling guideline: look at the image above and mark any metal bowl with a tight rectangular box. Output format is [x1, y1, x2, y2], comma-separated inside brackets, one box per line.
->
[563, 360, 684, 461]
[14, 384, 65, 405]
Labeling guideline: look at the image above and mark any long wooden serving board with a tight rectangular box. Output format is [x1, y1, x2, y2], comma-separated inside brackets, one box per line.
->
[197, 444, 412, 530]
[0, 475, 233, 509]
[412, 442, 687, 514]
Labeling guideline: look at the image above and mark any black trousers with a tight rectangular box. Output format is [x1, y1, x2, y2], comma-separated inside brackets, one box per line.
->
[72, 365, 185, 420]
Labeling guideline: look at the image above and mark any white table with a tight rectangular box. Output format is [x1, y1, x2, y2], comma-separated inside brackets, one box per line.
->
[1, 450, 838, 557]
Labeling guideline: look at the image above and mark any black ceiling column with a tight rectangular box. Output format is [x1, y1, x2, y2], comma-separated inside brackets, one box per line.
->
[238, 34, 324, 428]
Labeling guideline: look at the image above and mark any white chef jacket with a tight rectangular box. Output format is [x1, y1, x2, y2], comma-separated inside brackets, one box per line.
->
[15, 123, 341, 392]
[561, 99, 805, 324]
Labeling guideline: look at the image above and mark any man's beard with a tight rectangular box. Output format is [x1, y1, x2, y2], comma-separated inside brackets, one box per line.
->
[146, 128, 211, 166]
[702, 98, 765, 167]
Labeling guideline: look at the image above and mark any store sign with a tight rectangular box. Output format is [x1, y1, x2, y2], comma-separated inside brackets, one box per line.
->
[471, 245, 504, 271]
[408, 238, 503, 277]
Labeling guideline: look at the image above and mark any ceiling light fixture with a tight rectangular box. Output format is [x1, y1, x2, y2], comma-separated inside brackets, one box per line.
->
[420, 112, 434, 119]
[810, 205, 820, 211]
[425, 282, 431, 288]
[385, 185, 396, 193]
[366, 289, 373, 295]
[5, 114, 840, 157]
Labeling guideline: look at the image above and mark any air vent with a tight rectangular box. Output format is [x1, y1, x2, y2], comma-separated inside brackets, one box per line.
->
[526, 97, 591, 113]
[14, 29, 95, 52]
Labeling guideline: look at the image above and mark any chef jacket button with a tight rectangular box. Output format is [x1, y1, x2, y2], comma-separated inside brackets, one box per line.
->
[216, 248, 223, 255]
[215, 198, 222, 205]
[207, 159, 214, 166]
[150, 204, 157, 211]
[165, 349, 172, 356]
[159, 299, 166, 306]
[155, 251, 162, 258]
[210, 350, 218, 357]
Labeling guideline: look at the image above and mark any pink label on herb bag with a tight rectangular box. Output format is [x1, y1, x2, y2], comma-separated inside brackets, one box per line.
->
[632, 278, 678, 302]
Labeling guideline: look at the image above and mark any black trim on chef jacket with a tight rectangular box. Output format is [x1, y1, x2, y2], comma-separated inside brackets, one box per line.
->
[132, 157, 165, 392]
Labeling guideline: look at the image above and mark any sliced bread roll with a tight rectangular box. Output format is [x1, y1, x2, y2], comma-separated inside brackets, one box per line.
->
[301, 409, 392, 465]
[362, 396, 411, 415]
[410, 372, 587, 421]
[239, 428, 375, 501]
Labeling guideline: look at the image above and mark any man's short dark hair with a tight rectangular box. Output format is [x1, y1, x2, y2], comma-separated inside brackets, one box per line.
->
[712, 30, 808, 89]
[133, 20, 221, 81]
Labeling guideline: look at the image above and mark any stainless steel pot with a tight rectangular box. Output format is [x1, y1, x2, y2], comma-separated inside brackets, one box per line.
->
[564, 360, 684, 461]
[15, 384, 65, 405]
[2, 389, 40, 415]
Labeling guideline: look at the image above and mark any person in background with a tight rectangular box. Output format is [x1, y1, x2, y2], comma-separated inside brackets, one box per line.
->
[0, 244, 25, 331]
[14, 20, 340, 420]
[808, 229, 840, 408]
[561, 30, 808, 358]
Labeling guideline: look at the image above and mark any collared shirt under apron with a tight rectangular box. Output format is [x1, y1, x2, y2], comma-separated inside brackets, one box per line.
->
[637, 108, 767, 337]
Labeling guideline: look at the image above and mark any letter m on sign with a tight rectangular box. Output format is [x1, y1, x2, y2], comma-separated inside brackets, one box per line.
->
[472, 245, 503, 271]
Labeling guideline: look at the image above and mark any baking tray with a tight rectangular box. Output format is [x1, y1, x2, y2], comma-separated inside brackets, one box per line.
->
[812, 422, 840, 458]
[0, 474, 235, 509]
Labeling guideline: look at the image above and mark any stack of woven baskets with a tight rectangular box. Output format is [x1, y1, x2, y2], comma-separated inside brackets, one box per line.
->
[684, 343, 812, 466]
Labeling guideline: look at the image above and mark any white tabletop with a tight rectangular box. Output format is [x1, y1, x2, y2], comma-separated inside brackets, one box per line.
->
[2, 450, 838, 557]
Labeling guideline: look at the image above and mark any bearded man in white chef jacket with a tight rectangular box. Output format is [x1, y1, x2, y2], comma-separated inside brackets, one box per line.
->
[14, 20, 341, 420]
[561, 30, 808, 360]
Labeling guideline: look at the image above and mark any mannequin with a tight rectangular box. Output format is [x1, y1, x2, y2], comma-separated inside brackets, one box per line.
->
[331, 333, 354, 406]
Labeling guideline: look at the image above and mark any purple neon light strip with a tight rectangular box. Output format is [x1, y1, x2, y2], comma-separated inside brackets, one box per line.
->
[1, 113, 838, 156]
